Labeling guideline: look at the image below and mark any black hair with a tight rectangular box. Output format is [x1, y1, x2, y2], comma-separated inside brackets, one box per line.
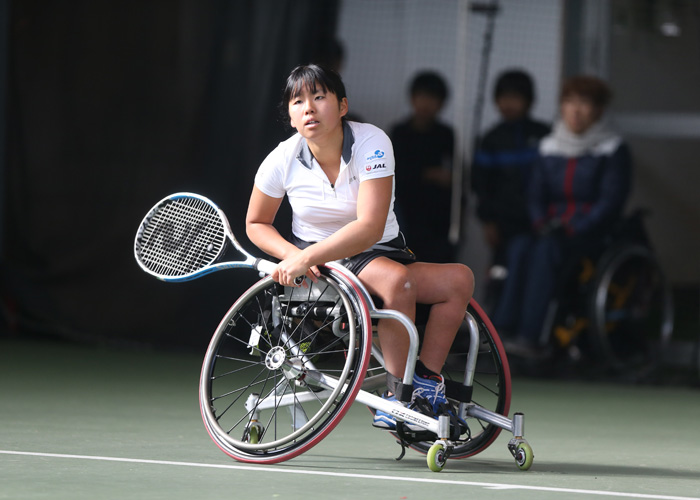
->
[409, 71, 449, 102]
[493, 69, 535, 106]
[281, 64, 347, 107]
[279, 64, 347, 128]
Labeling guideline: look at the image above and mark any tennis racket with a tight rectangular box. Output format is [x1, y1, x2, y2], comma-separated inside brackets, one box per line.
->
[134, 192, 303, 284]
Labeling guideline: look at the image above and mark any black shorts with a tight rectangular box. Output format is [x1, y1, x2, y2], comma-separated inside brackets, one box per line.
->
[290, 232, 417, 276]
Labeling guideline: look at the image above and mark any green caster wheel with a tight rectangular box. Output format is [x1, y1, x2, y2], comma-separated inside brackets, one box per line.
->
[514, 442, 534, 470]
[427, 441, 448, 472]
[246, 423, 262, 444]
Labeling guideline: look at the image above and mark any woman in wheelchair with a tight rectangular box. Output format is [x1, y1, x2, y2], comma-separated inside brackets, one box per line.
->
[246, 64, 475, 430]
[491, 75, 633, 356]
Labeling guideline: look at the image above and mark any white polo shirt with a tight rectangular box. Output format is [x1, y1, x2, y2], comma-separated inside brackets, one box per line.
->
[255, 121, 400, 244]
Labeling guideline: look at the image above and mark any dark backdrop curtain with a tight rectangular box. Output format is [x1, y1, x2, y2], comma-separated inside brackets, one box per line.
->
[0, 0, 7, 256]
[3, 0, 339, 348]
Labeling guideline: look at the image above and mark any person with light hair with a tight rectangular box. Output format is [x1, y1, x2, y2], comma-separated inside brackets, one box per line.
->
[496, 75, 632, 356]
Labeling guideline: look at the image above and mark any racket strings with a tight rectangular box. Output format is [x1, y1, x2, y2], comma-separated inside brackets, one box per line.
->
[137, 197, 227, 277]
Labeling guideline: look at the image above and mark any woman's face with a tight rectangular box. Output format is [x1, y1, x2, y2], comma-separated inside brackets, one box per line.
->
[560, 94, 602, 135]
[288, 83, 348, 140]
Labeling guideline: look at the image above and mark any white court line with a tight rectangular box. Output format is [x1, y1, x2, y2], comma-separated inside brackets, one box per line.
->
[1, 449, 698, 500]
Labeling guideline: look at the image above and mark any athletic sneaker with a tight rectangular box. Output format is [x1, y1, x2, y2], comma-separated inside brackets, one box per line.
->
[372, 392, 398, 430]
[373, 374, 451, 431]
[411, 373, 448, 415]
[412, 373, 471, 440]
[372, 392, 425, 432]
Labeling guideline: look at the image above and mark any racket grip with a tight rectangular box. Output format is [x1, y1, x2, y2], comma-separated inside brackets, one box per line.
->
[255, 259, 277, 276]
[294, 276, 304, 286]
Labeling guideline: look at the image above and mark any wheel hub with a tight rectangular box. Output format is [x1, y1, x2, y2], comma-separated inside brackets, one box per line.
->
[265, 346, 286, 370]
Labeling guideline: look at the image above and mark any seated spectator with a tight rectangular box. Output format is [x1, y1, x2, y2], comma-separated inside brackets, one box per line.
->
[493, 75, 632, 355]
[390, 71, 455, 263]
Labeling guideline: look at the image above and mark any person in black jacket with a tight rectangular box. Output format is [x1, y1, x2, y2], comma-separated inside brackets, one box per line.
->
[390, 71, 455, 263]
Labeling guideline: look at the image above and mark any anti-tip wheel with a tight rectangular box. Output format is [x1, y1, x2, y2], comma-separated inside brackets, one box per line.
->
[514, 442, 534, 470]
[427, 441, 448, 472]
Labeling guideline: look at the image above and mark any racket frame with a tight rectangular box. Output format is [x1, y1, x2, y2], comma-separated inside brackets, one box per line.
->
[134, 192, 278, 283]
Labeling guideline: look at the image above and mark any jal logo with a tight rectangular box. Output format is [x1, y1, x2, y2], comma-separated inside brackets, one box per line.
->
[365, 149, 385, 162]
[365, 163, 386, 172]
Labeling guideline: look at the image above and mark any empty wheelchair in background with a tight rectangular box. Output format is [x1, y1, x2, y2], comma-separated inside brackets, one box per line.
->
[199, 262, 531, 472]
[539, 209, 674, 378]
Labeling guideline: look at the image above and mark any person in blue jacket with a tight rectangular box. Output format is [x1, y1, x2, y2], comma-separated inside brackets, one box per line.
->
[472, 70, 550, 270]
[493, 75, 632, 354]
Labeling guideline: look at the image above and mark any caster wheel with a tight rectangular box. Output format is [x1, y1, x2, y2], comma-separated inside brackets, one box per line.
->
[246, 424, 262, 444]
[427, 442, 447, 472]
[514, 442, 533, 470]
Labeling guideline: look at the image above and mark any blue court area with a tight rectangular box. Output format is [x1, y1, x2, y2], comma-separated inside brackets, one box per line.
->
[1, 336, 699, 500]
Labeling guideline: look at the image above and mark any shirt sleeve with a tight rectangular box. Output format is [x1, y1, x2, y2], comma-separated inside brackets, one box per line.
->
[254, 147, 286, 198]
[356, 126, 395, 182]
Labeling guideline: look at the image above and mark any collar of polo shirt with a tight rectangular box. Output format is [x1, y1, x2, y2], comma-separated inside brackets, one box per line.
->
[296, 120, 355, 169]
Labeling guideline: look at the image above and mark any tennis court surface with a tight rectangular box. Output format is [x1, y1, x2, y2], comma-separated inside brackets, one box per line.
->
[1, 336, 699, 500]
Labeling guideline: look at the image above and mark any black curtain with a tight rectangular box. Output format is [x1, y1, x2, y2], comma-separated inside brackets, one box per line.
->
[3, 0, 339, 348]
[0, 0, 7, 256]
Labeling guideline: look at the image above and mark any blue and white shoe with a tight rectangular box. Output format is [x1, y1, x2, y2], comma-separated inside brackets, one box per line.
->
[411, 373, 470, 438]
[373, 376, 451, 432]
[411, 373, 448, 415]
[372, 392, 398, 430]
[373, 392, 425, 432]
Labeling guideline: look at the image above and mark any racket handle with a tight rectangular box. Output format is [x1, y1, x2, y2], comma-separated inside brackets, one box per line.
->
[255, 259, 277, 276]
[255, 259, 304, 286]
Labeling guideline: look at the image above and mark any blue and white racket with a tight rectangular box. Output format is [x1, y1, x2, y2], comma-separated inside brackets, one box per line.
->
[134, 192, 302, 284]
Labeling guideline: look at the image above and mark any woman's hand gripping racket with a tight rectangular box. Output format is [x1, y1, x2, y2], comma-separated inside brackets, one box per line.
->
[134, 192, 304, 285]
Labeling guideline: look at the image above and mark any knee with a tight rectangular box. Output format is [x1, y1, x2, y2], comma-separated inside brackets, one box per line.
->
[447, 263, 475, 300]
[381, 267, 417, 307]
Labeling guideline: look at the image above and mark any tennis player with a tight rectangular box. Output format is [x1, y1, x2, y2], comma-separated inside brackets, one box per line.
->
[246, 64, 474, 430]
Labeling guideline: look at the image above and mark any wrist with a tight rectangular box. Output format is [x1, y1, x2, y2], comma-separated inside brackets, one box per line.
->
[280, 245, 299, 260]
[297, 247, 314, 269]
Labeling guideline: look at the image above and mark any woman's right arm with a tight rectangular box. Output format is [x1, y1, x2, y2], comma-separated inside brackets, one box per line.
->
[245, 186, 299, 261]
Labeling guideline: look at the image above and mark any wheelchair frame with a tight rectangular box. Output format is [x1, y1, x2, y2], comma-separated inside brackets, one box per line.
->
[199, 261, 532, 472]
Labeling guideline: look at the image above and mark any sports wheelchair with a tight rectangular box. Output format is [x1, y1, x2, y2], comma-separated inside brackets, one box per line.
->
[134, 193, 531, 472]
[199, 261, 532, 472]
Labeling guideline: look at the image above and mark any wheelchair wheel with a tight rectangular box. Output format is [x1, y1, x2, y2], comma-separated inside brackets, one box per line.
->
[589, 244, 674, 374]
[199, 272, 372, 464]
[404, 300, 511, 459]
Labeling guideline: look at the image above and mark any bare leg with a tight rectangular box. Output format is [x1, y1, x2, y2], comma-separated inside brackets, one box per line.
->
[408, 262, 474, 373]
[359, 259, 474, 377]
[358, 258, 416, 378]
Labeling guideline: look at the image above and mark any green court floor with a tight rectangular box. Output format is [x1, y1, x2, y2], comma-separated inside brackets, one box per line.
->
[1, 337, 699, 500]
